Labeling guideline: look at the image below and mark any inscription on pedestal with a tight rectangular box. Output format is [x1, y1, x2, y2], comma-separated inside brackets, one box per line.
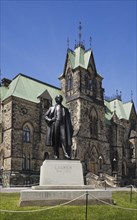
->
[40, 160, 84, 186]
[55, 164, 72, 173]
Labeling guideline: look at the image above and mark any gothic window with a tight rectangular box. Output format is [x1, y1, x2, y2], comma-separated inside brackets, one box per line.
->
[88, 79, 93, 90]
[66, 74, 73, 91]
[0, 126, 4, 143]
[85, 74, 92, 90]
[89, 107, 98, 138]
[22, 154, 30, 170]
[85, 146, 99, 174]
[22, 154, 26, 170]
[0, 150, 4, 170]
[23, 125, 30, 142]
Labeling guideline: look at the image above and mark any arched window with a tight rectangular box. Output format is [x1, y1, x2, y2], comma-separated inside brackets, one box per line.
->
[22, 154, 31, 170]
[23, 125, 30, 142]
[122, 161, 127, 177]
[0, 150, 4, 170]
[85, 74, 92, 90]
[22, 154, 26, 170]
[88, 79, 92, 90]
[89, 107, 98, 138]
[67, 74, 73, 91]
[0, 127, 4, 144]
[85, 146, 99, 174]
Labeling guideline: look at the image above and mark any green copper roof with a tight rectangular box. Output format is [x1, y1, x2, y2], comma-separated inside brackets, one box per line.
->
[105, 99, 133, 121]
[123, 102, 133, 120]
[0, 86, 8, 101]
[68, 47, 91, 70]
[2, 74, 62, 105]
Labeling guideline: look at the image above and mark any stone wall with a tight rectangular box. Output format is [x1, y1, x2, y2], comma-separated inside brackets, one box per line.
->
[0, 96, 50, 186]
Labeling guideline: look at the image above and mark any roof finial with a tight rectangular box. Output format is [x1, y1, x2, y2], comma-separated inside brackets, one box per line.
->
[120, 91, 122, 100]
[131, 90, 133, 102]
[67, 37, 69, 49]
[89, 36, 92, 48]
[75, 22, 85, 49]
[116, 89, 118, 97]
[78, 21, 82, 45]
[75, 39, 77, 49]
[83, 40, 85, 48]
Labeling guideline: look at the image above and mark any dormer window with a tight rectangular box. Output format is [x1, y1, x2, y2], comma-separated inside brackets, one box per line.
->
[37, 90, 52, 109]
[43, 99, 51, 109]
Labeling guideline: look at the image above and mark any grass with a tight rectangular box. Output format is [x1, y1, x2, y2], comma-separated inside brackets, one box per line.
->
[0, 191, 137, 220]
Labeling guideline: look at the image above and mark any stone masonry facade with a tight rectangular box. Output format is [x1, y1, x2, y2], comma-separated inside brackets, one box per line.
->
[0, 44, 137, 187]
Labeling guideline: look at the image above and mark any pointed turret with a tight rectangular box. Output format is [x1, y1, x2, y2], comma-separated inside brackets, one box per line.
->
[59, 24, 104, 103]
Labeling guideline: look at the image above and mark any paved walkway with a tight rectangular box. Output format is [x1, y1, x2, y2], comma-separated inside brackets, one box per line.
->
[0, 186, 135, 193]
[0, 187, 30, 193]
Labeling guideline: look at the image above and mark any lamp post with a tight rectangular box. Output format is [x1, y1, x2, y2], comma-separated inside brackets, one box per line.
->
[112, 158, 118, 185]
[99, 156, 102, 170]
[113, 158, 116, 172]
[98, 156, 103, 179]
[0, 166, 4, 186]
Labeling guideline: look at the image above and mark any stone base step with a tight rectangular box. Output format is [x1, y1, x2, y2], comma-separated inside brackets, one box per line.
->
[20, 188, 113, 206]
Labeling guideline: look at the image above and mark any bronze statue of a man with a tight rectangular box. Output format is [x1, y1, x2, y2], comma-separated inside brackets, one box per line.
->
[45, 95, 73, 159]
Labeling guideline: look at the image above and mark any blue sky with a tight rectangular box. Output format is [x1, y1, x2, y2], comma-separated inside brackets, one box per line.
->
[0, 0, 137, 108]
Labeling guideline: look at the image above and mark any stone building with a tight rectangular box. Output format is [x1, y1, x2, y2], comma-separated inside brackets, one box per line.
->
[0, 42, 137, 187]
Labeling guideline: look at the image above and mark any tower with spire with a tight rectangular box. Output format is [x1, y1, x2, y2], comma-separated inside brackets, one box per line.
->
[59, 23, 109, 174]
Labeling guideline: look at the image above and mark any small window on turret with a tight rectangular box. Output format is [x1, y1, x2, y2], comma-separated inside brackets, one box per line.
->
[67, 74, 73, 91]
[85, 74, 92, 90]
[88, 79, 93, 90]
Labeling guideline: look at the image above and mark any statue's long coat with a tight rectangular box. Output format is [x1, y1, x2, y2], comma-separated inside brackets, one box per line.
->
[45, 105, 73, 154]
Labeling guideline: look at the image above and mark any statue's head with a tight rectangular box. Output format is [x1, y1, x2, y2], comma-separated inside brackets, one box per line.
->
[55, 95, 63, 104]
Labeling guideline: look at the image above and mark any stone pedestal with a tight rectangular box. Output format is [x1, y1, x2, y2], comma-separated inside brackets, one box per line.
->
[20, 160, 113, 206]
[40, 159, 84, 186]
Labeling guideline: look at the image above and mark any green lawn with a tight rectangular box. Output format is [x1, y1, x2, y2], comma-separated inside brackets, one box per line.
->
[0, 191, 137, 220]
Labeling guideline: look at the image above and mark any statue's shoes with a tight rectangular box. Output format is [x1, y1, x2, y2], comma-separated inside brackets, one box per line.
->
[64, 154, 70, 159]
[54, 155, 58, 159]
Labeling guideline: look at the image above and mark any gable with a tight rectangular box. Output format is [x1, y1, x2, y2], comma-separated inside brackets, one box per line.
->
[37, 89, 52, 101]
[60, 46, 100, 79]
[104, 99, 136, 122]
